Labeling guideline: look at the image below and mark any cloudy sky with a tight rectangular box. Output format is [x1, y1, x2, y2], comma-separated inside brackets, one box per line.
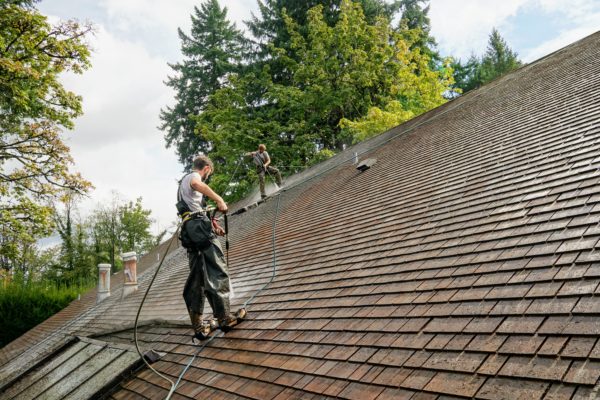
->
[37, 0, 600, 236]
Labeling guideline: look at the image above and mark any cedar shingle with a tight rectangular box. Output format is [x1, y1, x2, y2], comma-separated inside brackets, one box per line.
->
[424, 372, 485, 397]
[476, 377, 548, 400]
[563, 360, 600, 384]
[499, 356, 571, 380]
[562, 337, 597, 358]
[6, 30, 600, 400]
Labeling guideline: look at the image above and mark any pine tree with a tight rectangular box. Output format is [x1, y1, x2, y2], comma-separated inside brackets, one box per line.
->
[160, 0, 245, 168]
[246, 0, 402, 83]
[478, 28, 522, 83]
[247, 0, 402, 47]
[196, 0, 455, 202]
[450, 55, 480, 93]
[453, 28, 522, 93]
[397, 0, 439, 64]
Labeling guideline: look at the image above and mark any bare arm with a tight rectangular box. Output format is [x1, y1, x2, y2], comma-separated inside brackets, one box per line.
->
[190, 175, 227, 212]
[263, 154, 271, 168]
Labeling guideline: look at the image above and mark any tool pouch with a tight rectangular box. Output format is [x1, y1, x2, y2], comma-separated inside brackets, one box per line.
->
[180, 214, 214, 251]
[176, 199, 189, 217]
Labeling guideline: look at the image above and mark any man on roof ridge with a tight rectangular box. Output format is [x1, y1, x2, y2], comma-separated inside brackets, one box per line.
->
[246, 144, 283, 199]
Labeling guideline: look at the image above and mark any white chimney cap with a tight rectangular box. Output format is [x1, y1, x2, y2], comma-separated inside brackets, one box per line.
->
[121, 252, 137, 261]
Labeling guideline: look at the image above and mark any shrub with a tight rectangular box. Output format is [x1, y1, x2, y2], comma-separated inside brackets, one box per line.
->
[0, 280, 93, 348]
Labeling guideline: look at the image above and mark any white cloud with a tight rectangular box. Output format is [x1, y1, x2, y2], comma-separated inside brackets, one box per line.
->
[429, 0, 529, 61]
[100, 0, 196, 32]
[522, 0, 600, 61]
[523, 25, 599, 62]
[39, 0, 258, 237]
[99, 0, 256, 36]
[72, 139, 181, 236]
[57, 25, 182, 233]
[62, 26, 172, 145]
[429, 0, 600, 62]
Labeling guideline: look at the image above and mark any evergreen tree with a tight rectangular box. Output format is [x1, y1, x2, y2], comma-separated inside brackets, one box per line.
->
[453, 28, 522, 93]
[197, 0, 455, 201]
[397, 0, 439, 64]
[478, 28, 522, 83]
[160, 0, 245, 168]
[450, 55, 480, 93]
[246, 0, 402, 82]
[248, 0, 402, 47]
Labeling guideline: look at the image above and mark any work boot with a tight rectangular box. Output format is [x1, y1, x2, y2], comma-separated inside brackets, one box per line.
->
[193, 319, 218, 341]
[218, 308, 247, 332]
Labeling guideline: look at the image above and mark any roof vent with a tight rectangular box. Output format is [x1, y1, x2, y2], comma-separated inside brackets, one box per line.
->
[356, 158, 377, 172]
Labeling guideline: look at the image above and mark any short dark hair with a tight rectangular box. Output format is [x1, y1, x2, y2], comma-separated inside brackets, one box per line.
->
[192, 155, 214, 171]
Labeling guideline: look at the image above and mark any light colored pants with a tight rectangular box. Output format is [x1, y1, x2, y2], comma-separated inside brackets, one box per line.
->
[258, 166, 282, 196]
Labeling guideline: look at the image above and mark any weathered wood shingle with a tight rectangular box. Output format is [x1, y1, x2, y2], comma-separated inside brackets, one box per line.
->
[2, 31, 600, 400]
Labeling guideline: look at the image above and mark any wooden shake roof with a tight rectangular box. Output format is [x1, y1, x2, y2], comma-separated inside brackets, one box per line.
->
[2, 31, 600, 400]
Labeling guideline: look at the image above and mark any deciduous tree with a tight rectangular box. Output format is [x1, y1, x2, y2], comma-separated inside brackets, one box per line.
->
[0, 2, 92, 272]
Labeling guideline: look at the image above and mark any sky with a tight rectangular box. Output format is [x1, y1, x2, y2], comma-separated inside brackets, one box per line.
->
[37, 0, 600, 237]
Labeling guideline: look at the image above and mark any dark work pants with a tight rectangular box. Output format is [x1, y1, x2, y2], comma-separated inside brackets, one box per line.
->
[183, 237, 231, 322]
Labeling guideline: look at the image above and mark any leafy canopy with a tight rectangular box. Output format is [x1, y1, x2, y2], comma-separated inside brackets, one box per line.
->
[0, 3, 92, 271]
[195, 0, 455, 201]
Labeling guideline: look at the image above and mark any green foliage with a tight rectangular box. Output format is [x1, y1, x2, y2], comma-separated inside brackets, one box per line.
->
[87, 195, 156, 273]
[479, 28, 522, 82]
[0, 279, 92, 348]
[450, 55, 479, 93]
[192, 0, 455, 202]
[159, 0, 246, 168]
[46, 194, 158, 282]
[340, 100, 415, 142]
[452, 28, 522, 93]
[397, 0, 439, 65]
[0, 2, 92, 273]
[119, 198, 155, 256]
[246, 0, 403, 86]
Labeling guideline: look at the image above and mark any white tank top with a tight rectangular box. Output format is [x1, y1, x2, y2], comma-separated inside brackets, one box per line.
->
[179, 172, 204, 213]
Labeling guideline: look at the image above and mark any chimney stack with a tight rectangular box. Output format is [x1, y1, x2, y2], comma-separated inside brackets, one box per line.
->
[97, 263, 111, 303]
[122, 251, 138, 297]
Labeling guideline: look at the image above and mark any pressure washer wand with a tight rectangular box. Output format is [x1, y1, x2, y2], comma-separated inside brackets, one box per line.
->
[224, 214, 229, 266]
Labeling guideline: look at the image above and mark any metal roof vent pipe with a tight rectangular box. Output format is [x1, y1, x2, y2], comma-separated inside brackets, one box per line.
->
[97, 263, 111, 303]
[122, 251, 138, 297]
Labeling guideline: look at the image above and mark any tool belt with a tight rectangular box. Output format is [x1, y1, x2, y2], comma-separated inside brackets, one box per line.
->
[179, 211, 214, 251]
[176, 176, 215, 251]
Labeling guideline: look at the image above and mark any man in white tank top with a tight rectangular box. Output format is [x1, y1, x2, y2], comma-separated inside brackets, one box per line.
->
[181, 155, 246, 340]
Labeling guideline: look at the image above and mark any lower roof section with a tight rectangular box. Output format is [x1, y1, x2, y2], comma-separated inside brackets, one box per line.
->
[0, 337, 142, 400]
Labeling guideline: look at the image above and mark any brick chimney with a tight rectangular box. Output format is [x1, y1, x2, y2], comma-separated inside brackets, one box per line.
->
[122, 251, 138, 297]
[97, 263, 111, 303]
